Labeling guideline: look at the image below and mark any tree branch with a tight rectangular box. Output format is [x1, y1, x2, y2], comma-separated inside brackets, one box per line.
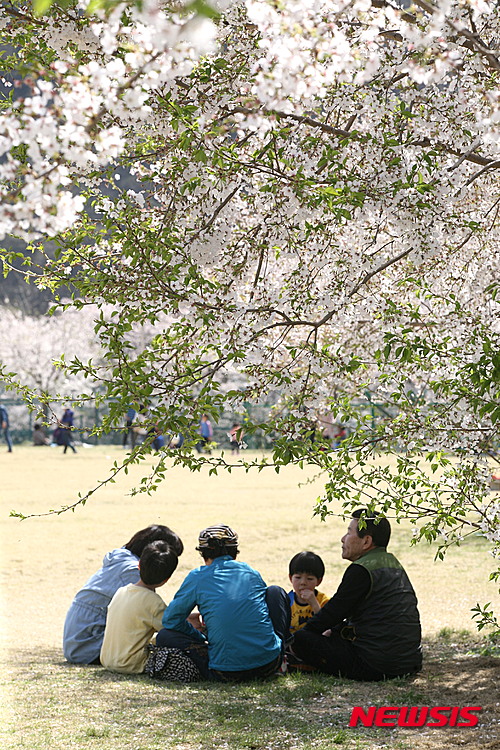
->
[223, 106, 498, 170]
[411, 0, 500, 71]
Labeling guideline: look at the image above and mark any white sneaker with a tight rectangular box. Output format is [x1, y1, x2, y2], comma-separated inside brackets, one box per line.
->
[276, 655, 288, 675]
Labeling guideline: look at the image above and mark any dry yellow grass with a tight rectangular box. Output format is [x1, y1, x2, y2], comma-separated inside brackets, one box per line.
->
[1, 445, 498, 750]
[0, 444, 495, 656]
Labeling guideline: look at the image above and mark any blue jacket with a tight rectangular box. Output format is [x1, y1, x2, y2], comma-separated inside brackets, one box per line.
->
[199, 419, 213, 439]
[0, 405, 8, 426]
[61, 408, 74, 427]
[63, 547, 141, 663]
[162, 556, 281, 671]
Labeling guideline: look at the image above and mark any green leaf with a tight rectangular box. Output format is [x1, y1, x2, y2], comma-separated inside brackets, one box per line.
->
[33, 0, 54, 16]
[185, 0, 221, 20]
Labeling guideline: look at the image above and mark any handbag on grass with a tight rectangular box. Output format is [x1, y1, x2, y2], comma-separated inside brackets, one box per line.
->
[144, 645, 201, 683]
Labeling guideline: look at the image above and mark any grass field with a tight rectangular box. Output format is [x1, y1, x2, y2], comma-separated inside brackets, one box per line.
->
[1, 445, 499, 750]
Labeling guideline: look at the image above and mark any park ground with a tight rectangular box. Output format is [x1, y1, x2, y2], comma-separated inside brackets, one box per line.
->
[0, 445, 499, 750]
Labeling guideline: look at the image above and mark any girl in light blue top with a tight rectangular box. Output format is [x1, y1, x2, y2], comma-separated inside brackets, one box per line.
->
[63, 524, 183, 664]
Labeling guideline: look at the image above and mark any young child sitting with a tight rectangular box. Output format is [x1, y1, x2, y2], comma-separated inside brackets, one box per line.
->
[288, 551, 330, 634]
[100, 540, 178, 674]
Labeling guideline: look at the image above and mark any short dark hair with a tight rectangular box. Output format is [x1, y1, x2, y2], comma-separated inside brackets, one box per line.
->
[124, 524, 184, 558]
[352, 509, 391, 548]
[199, 545, 238, 561]
[288, 551, 325, 579]
[139, 541, 178, 585]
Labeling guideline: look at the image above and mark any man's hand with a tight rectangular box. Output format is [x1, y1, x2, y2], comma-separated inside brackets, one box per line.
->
[187, 611, 205, 631]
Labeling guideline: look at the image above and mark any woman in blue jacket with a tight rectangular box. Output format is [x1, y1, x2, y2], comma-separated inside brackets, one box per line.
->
[63, 524, 183, 664]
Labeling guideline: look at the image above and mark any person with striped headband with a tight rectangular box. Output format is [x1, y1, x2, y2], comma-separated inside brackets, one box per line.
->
[157, 524, 291, 681]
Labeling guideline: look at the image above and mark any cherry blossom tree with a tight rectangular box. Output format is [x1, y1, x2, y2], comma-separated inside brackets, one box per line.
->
[0, 305, 99, 393]
[0, 0, 498, 630]
[0, 303, 109, 436]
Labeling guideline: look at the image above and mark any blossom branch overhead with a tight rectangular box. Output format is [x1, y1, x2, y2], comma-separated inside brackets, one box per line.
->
[0, 0, 499, 628]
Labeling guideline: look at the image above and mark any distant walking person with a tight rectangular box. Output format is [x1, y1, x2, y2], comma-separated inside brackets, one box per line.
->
[228, 423, 243, 455]
[196, 414, 213, 454]
[0, 403, 12, 452]
[60, 407, 77, 454]
[122, 406, 137, 448]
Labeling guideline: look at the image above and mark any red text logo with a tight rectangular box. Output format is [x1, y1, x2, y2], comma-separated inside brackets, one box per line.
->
[349, 706, 482, 728]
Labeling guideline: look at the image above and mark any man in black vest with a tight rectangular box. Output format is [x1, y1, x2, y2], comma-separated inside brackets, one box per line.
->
[291, 509, 422, 680]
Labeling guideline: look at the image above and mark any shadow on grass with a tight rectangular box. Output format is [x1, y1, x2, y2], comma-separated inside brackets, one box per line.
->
[5, 634, 499, 750]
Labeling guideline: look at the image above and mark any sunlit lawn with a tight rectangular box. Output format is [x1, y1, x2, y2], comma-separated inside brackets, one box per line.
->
[0, 445, 498, 750]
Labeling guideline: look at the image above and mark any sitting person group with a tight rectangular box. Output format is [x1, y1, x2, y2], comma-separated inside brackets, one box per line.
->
[63, 512, 423, 683]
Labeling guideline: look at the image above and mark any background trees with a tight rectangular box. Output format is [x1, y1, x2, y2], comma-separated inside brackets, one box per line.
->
[0, 0, 498, 629]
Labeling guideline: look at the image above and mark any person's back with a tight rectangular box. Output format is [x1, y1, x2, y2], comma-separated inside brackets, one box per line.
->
[100, 541, 178, 674]
[100, 584, 166, 673]
[63, 524, 184, 664]
[159, 524, 288, 680]
[63, 547, 143, 663]
[176, 555, 281, 671]
[348, 546, 421, 676]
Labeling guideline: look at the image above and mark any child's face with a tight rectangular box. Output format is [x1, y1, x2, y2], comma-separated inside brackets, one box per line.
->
[289, 572, 321, 598]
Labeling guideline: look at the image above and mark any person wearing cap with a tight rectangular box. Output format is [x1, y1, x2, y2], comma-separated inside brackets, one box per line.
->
[157, 524, 291, 681]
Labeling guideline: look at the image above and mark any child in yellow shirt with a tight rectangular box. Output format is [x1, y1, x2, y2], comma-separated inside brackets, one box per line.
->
[100, 540, 178, 674]
[288, 551, 329, 634]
